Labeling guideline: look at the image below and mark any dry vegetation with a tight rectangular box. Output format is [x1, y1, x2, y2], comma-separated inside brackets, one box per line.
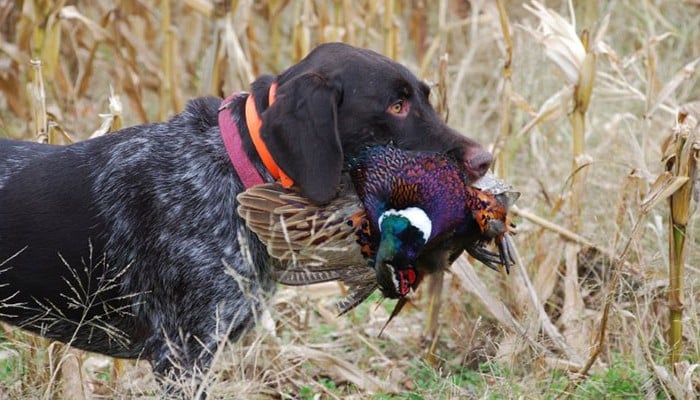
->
[1, 0, 699, 399]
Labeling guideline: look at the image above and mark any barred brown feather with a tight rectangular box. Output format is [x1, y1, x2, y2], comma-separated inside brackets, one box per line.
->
[237, 180, 378, 313]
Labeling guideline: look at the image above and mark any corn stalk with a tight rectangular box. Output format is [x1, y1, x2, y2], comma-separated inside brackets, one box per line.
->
[30, 59, 48, 143]
[662, 104, 700, 365]
[524, 2, 602, 233]
[570, 31, 595, 233]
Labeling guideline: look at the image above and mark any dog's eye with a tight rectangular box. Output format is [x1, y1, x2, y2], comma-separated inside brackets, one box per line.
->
[387, 100, 410, 116]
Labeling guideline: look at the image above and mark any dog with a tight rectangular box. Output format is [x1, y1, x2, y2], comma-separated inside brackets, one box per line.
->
[0, 42, 491, 386]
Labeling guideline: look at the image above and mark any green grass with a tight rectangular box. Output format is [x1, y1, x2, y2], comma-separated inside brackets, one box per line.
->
[0, 339, 21, 384]
[369, 355, 661, 399]
[371, 360, 507, 399]
[0, 357, 19, 382]
[575, 360, 659, 400]
[295, 375, 356, 399]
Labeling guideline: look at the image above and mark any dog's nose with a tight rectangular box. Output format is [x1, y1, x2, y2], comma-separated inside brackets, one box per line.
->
[466, 149, 493, 179]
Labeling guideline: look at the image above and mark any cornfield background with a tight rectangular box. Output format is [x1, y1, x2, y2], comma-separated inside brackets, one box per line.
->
[1, 0, 699, 398]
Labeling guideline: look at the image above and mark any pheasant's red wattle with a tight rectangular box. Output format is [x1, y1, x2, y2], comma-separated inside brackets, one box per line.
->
[398, 269, 417, 296]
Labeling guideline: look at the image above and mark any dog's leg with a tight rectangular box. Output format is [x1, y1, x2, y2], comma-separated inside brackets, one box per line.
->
[145, 275, 267, 399]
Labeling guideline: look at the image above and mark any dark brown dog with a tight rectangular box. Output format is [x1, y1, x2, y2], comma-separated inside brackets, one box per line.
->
[0, 42, 491, 389]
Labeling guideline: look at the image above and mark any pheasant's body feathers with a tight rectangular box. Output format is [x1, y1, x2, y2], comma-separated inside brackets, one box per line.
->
[349, 146, 470, 245]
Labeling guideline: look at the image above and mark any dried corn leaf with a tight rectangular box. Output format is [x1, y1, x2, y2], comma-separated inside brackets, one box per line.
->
[76, 44, 98, 98]
[641, 173, 690, 213]
[532, 241, 564, 302]
[559, 244, 591, 358]
[0, 69, 28, 118]
[647, 57, 700, 118]
[516, 86, 572, 140]
[183, 0, 214, 17]
[650, 362, 699, 400]
[59, 6, 110, 41]
[40, 8, 63, 81]
[0, 42, 29, 65]
[90, 87, 123, 138]
[284, 345, 400, 393]
[452, 257, 520, 330]
[57, 348, 86, 400]
[115, 22, 160, 75]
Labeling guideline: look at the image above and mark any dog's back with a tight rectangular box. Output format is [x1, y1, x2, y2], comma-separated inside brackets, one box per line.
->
[0, 97, 273, 367]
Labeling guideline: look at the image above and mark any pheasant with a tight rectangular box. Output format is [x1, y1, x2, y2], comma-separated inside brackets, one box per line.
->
[237, 145, 518, 315]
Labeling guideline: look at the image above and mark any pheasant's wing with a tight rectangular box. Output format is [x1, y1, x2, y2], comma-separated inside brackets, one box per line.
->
[272, 267, 343, 286]
[238, 182, 381, 314]
[237, 182, 367, 269]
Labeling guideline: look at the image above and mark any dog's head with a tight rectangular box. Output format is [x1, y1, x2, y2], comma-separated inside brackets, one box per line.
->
[254, 42, 492, 204]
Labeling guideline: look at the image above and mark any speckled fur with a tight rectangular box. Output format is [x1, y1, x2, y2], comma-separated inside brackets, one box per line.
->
[90, 98, 277, 374]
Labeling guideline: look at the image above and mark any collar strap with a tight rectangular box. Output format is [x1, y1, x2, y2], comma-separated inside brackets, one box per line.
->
[245, 82, 295, 188]
[218, 82, 295, 189]
[218, 93, 264, 188]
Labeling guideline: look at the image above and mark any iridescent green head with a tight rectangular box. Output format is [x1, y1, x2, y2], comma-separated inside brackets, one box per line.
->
[374, 207, 431, 298]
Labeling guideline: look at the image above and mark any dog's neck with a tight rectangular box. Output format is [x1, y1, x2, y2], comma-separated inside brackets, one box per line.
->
[244, 83, 293, 188]
[218, 83, 294, 189]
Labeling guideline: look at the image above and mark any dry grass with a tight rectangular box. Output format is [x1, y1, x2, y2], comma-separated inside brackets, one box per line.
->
[1, 0, 699, 398]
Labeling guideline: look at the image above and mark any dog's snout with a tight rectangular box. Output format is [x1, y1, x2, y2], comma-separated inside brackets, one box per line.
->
[466, 148, 493, 179]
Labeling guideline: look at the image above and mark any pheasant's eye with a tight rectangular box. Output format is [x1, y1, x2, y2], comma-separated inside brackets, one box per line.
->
[387, 100, 409, 116]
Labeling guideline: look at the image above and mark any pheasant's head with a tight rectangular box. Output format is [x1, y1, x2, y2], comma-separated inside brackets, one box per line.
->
[374, 207, 431, 298]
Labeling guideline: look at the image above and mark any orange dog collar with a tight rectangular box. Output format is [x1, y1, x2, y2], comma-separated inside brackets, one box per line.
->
[245, 83, 294, 188]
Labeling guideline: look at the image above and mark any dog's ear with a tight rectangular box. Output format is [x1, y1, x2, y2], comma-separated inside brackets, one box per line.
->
[260, 73, 343, 204]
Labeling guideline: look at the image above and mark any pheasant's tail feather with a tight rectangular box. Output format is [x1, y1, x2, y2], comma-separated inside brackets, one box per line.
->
[335, 267, 377, 314]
